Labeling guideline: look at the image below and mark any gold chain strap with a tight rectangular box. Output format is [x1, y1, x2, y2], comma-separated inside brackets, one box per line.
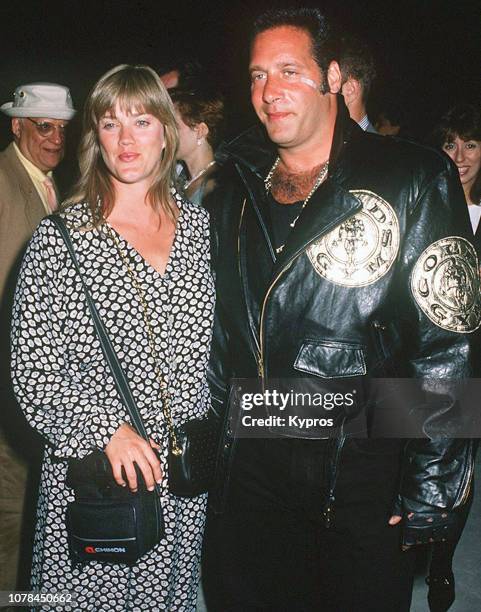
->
[104, 223, 182, 455]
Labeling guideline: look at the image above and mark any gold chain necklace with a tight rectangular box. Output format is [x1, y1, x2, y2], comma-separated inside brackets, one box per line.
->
[103, 222, 182, 455]
[264, 156, 329, 254]
[184, 160, 216, 190]
[264, 156, 281, 193]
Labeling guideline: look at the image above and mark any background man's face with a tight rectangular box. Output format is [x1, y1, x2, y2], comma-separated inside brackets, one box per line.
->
[249, 26, 329, 152]
[12, 117, 67, 172]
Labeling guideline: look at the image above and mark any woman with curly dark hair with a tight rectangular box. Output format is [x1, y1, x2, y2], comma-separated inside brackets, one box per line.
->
[170, 88, 225, 207]
[433, 104, 481, 254]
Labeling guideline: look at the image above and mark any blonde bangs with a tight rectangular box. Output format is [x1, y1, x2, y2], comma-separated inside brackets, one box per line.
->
[91, 69, 172, 125]
[67, 64, 179, 226]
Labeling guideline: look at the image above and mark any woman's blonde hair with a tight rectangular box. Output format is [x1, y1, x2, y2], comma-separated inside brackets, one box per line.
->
[68, 64, 179, 225]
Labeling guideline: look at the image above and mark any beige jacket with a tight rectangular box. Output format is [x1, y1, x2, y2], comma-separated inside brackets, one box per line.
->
[0, 143, 51, 590]
[0, 143, 47, 307]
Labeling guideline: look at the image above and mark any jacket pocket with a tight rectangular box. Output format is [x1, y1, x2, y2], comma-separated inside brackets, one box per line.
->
[293, 340, 366, 379]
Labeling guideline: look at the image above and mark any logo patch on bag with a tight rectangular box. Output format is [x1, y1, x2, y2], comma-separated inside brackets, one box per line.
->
[306, 190, 400, 286]
[411, 236, 481, 333]
[85, 546, 127, 554]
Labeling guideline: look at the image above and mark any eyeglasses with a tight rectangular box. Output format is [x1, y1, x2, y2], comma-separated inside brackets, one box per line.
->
[27, 118, 68, 138]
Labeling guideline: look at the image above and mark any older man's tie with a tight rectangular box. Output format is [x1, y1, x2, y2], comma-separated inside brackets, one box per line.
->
[44, 176, 58, 212]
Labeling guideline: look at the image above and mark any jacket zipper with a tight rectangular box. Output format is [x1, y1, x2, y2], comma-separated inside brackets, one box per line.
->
[258, 260, 295, 379]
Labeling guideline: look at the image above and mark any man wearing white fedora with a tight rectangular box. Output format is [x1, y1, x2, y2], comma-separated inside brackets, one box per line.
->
[0, 82, 75, 592]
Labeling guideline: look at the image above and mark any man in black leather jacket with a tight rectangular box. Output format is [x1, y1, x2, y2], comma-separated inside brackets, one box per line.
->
[202, 8, 480, 612]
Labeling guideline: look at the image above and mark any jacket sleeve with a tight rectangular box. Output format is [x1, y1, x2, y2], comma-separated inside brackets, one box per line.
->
[206, 202, 233, 418]
[397, 157, 480, 527]
[10, 219, 129, 460]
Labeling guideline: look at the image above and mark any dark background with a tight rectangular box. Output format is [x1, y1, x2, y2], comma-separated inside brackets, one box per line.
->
[0, 0, 479, 187]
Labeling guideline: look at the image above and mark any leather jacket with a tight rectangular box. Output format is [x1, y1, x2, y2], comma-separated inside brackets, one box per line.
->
[206, 101, 480, 531]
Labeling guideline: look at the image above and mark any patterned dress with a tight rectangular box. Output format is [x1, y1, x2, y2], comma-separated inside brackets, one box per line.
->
[10, 193, 215, 611]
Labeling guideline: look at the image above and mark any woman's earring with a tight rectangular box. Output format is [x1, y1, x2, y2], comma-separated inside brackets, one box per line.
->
[197, 138, 202, 146]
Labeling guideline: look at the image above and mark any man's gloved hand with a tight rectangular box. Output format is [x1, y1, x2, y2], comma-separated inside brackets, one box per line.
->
[389, 496, 459, 550]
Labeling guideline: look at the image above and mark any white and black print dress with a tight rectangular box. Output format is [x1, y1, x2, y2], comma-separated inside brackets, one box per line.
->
[11, 194, 215, 611]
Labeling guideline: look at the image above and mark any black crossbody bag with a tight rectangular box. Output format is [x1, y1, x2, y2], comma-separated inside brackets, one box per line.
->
[51, 215, 164, 566]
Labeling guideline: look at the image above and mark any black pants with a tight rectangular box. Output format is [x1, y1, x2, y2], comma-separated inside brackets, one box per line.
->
[203, 438, 415, 612]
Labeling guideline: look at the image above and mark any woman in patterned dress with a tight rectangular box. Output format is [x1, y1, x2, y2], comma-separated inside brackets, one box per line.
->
[11, 64, 215, 610]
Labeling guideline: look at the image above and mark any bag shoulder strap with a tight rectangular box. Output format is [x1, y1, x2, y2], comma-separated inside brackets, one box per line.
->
[49, 214, 150, 442]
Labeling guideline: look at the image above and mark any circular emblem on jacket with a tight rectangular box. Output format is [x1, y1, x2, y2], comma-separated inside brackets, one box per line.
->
[411, 236, 481, 333]
[306, 190, 400, 286]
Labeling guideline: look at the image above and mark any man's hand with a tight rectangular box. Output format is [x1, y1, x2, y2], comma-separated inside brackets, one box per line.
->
[389, 513, 414, 550]
[105, 423, 162, 492]
[388, 501, 459, 551]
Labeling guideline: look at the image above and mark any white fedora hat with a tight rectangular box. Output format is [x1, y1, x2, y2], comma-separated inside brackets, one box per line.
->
[1, 82, 76, 120]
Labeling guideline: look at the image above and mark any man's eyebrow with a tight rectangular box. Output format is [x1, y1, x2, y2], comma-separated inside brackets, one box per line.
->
[249, 60, 304, 72]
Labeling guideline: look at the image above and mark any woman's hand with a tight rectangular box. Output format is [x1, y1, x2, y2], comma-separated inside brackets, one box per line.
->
[105, 423, 162, 492]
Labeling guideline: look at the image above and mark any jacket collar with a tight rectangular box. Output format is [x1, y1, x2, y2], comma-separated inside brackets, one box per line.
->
[219, 123, 273, 180]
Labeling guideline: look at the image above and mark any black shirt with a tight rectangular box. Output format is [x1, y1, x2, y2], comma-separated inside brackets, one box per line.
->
[268, 193, 304, 254]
